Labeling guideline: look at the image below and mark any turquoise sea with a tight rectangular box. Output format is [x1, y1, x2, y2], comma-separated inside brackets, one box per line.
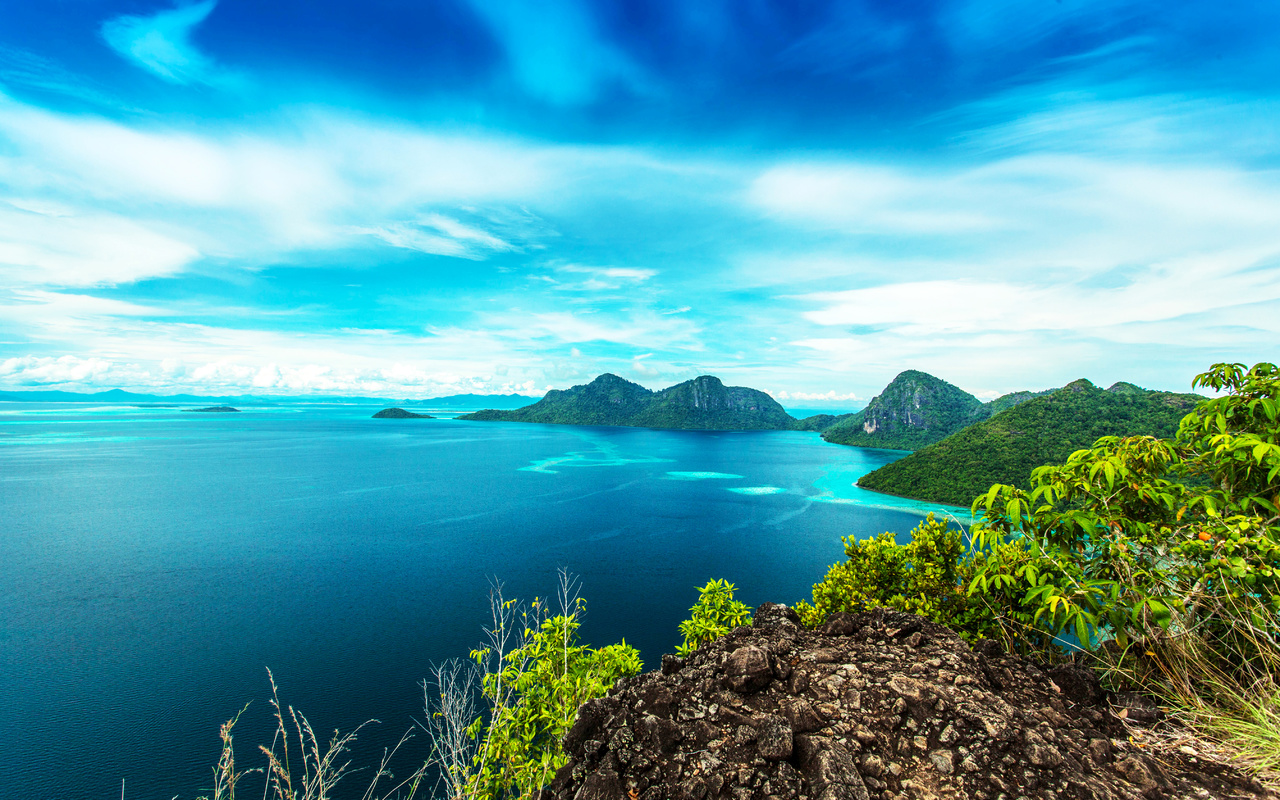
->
[0, 403, 967, 800]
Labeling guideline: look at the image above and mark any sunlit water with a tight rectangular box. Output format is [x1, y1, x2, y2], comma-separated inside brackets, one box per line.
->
[0, 403, 967, 800]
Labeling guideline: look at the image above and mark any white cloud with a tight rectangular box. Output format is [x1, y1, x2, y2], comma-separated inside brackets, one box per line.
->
[0, 354, 112, 385]
[101, 0, 242, 88]
[798, 249, 1280, 336]
[543, 263, 658, 292]
[0, 199, 198, 285]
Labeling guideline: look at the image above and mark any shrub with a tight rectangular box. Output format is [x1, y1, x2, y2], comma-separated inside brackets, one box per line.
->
[463, 572, 642, 800]
[677, 579, 752, 657]
[794, 515, 986, 633]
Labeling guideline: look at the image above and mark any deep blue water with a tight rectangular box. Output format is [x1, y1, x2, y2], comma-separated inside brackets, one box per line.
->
[0, 404, 966, 800]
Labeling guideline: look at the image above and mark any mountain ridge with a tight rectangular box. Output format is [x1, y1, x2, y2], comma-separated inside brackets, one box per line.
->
[461, 373, 800, 431]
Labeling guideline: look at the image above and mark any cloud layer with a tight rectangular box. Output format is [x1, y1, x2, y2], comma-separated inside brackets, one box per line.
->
[0, 1, 1277, 400]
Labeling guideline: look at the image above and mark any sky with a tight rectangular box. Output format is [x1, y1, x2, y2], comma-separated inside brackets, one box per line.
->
[0, 0, 1277, 403]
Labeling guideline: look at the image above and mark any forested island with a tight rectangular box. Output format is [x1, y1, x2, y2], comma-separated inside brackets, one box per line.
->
[372, 407, 434, 419]
[460, 373, 806, 431]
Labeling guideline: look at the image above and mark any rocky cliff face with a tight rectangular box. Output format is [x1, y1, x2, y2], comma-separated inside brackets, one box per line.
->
[822, 371, 985, 451]
[544, 606, 1272, 800]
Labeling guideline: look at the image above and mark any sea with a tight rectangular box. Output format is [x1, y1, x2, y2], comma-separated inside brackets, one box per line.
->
[0, 403, 967, 800]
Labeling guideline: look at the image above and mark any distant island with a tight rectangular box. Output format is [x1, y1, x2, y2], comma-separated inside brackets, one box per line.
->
[184, 406, 240, 413]
[461, 373, 808, 431]
[856, 378, 1202, 505]
[372, 407, 434, 419]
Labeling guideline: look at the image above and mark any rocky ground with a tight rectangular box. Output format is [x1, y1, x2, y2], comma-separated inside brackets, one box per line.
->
[543, 605, 1275, 800]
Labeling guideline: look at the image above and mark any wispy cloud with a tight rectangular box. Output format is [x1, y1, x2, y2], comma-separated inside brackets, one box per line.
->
[349, 214, 516, 259]
[101, 0, 242, 88]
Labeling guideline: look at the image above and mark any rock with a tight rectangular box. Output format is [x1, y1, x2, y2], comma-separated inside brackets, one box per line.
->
[1112, 691, 1163, 724]
[1049, 663, 1107, 706]
[544, 607, 1275, 800]
[756, 715, 793, 760]
[817, 612, 858, 636]
[929, 749, 955, 775]
[754, 602, 802, 629]
[724, 645, 773, 693]
[782, 697, 826, 733]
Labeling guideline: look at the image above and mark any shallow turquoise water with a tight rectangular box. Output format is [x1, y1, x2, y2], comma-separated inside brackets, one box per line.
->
[0, 403, 964, 800]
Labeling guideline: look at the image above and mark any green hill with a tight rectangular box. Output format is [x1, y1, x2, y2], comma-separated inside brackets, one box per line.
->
[793, 412, 855, 432]
[856, 379, 1202, 506]
[820, 370, 987, 450]
[459, 374, 798, 431]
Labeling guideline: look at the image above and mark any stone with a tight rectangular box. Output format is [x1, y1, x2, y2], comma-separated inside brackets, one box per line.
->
[724, 645, 773, 693]
[929, 749, 955, 775]
[756, 715, 793, 760]
[782, 697, 827, 733]
[542, 608, 1273, 800]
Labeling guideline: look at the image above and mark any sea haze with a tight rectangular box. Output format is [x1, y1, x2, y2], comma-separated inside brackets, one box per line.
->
[0, 404, 963, 800]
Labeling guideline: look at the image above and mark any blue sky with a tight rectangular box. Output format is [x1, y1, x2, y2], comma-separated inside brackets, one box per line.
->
[0, 0, 1277, 402]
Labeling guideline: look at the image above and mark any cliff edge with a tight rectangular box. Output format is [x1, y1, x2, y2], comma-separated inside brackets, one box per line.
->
[544, 606, 1272, 800]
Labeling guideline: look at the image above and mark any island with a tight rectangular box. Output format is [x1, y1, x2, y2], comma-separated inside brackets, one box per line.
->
[184, 406, 240, 413]
[460, 373, 800, 431]
[372, 407, 434, 419]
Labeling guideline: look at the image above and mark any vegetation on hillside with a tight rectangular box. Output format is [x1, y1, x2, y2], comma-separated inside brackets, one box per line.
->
[857, 379, 1201, 505]
[797, 362, 1280, 767]
[676, 579, 752, 657]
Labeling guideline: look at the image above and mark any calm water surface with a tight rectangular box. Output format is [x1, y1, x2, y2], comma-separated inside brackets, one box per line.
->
[0, 404, 965, 800]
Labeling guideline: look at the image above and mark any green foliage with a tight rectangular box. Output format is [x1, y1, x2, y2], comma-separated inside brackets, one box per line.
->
[795, 515, 1001, 637]
[793, 412, 855, 432]
[466, 583, 642, 800]
[963, 362, 1280, 691]
[858, 379, 1202, 506]
[677, 579, 753, 656]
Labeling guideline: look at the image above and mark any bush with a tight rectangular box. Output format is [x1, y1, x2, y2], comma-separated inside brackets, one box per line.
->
[464, 572, 642, 799]
[794, 515, 979, 631]
[677, 579, 752, 657]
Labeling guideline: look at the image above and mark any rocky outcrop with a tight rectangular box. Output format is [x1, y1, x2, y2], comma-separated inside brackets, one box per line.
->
[544, 606, 1272, 800]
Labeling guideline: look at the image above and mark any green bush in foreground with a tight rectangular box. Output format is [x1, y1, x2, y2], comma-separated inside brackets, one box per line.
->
[464, 580, 642, 800]
[677, 579, 752, 657]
